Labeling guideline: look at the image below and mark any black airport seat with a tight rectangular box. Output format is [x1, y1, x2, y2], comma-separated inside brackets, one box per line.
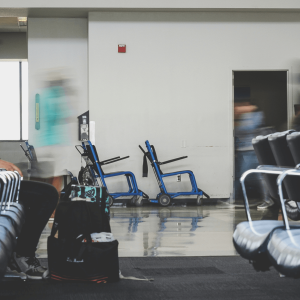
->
[268, 228, 300, 278]
[234, 131, 300, 275]
[265, 166, 300, 278]
[288, 132, 300, 164]
[0, 175, 24, 235]
[233, 163, 300, 271]
[285, 132, 300, 220]
[2, 203, 24, 224]
[1, 172, 25, 220]
[233, 220, 285, 270]
[234, 219, 300, 267]
[0, 211, 23, 236]
[0, 239, 10, 278]
[0, 226, 14, 257]
[268, 131, 300, 220]
[268, 131, 295, 167]
[0, 212, 17, 279]
[0, 216, 17, 247]
[0, 170, 25, 280]
[252, 134, 288, 206]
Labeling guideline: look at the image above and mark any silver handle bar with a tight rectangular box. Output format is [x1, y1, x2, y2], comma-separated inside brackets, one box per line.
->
[240, 167, 299, 229]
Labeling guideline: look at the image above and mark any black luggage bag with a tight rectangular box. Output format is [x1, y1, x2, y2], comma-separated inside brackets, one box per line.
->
[48, 186, 119, 283]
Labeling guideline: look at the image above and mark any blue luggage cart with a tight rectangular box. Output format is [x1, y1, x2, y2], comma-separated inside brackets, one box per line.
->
[139, 140, 209, 206]
[76, 140, 148, 206]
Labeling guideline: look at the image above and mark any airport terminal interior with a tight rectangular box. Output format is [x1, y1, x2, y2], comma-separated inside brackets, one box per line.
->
[1, 1, 300, 299]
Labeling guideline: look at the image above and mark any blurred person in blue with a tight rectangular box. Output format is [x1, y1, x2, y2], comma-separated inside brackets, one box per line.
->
[292, 104, 300, 131]
[234, 99, 273, 210]
[32, 70, 76, 190]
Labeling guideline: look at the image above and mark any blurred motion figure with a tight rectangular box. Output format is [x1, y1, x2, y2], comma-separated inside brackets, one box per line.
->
[234, 99, 273, 210]
[32, 69, 77, 191]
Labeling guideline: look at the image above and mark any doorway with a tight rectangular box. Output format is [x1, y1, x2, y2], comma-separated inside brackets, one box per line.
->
[233, 71, 288, 204]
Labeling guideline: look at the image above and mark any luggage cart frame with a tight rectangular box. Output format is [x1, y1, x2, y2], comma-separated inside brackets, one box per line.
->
[139, 140, 209, 206]
[76, 140, 148, 206]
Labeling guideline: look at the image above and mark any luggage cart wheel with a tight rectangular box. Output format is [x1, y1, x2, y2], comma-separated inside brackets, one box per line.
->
[108, 195, 114, 207]
[196, 195, 203, 206]
[158, 194, 171, 207]
[129, 196, 137, 206]
[135, 196, 143, 207]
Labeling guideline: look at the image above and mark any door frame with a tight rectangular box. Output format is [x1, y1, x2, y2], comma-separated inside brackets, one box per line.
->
[230, 68, 291, 202]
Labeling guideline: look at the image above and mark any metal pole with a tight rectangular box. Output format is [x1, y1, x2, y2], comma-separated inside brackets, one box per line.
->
[19, 62, 22, 140]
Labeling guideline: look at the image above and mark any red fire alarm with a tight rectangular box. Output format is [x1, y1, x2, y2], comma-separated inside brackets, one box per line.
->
[118, 44, 126, 53]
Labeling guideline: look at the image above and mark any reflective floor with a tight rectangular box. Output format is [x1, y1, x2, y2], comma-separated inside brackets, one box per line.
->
[36, 203, 284, 258]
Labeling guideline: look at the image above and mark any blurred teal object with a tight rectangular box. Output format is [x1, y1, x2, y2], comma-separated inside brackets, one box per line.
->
[35, 85, 71, 147]
[35, 94, 40, 130]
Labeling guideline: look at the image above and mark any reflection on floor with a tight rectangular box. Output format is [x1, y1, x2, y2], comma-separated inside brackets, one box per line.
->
[36, 204, 283, 258]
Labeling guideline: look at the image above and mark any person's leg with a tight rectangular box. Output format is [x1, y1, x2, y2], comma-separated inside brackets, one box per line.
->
[242, 151, 263, 199]
[16, 180, 58, 256]
[234, 151, 245, 203]
[12, 180, 58, 279]
[242, 151, 274, 210]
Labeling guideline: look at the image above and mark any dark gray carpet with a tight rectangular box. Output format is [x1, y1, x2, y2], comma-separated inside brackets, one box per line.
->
[1, 256, 299, 300]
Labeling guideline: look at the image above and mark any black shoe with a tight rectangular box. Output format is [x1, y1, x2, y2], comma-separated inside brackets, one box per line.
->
[12, 253, 48, 280]
[257, 199, 275, 210]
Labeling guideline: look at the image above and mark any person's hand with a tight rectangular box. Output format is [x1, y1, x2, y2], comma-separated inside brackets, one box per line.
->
[234, 105, 258, 118]
[0, 159, 23, 177]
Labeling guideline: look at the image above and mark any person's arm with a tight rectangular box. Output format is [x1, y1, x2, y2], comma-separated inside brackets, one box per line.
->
[0, 159, 23, 177]
[234, 105, 257, 118]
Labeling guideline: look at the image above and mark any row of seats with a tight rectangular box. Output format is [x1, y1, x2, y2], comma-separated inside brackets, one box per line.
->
[0, 170, 25, 280]
[253, 130, 300, 218]
[233, 130, 300, 277]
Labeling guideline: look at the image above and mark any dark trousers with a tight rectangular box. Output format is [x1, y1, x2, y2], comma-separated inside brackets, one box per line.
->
[234, 150, 267, 202]
[15, 181, 58, 257]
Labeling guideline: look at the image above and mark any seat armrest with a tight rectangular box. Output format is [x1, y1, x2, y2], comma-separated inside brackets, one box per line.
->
[101, 156, 120, 164]
[159, 156, 188, 166]
[257, 165, 293, 172]
[101, 156, 129, 165]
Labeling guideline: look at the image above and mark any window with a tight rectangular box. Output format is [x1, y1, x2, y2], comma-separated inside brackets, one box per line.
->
[0, 61, 28, 141]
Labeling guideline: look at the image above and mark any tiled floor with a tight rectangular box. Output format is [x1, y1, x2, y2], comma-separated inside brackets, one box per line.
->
[36, 203, 282, 258]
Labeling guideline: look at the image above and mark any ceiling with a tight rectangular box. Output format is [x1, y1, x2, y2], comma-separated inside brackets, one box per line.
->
[2, 6, 300, 32]
[0, 17, 27, 32]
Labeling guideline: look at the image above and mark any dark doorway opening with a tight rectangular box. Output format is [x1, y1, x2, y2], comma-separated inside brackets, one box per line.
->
[233, 71, 288, 205]
[234, 71, 287, 131]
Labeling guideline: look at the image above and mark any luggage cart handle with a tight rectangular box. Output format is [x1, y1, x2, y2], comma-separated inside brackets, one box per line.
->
[75, 145, 85, 155]
[139, 145, 146, 154]
[20, 144, 32, 161]
[159, 156, 188, 165]
[101, 156, 130, 165]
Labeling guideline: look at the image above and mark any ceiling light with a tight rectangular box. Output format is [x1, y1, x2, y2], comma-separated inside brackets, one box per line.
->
[18, 17, 27, 26]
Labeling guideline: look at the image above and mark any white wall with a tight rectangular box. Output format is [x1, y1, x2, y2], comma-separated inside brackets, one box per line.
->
[88, 11, 300, 198]
[27, 18, 88, 176]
